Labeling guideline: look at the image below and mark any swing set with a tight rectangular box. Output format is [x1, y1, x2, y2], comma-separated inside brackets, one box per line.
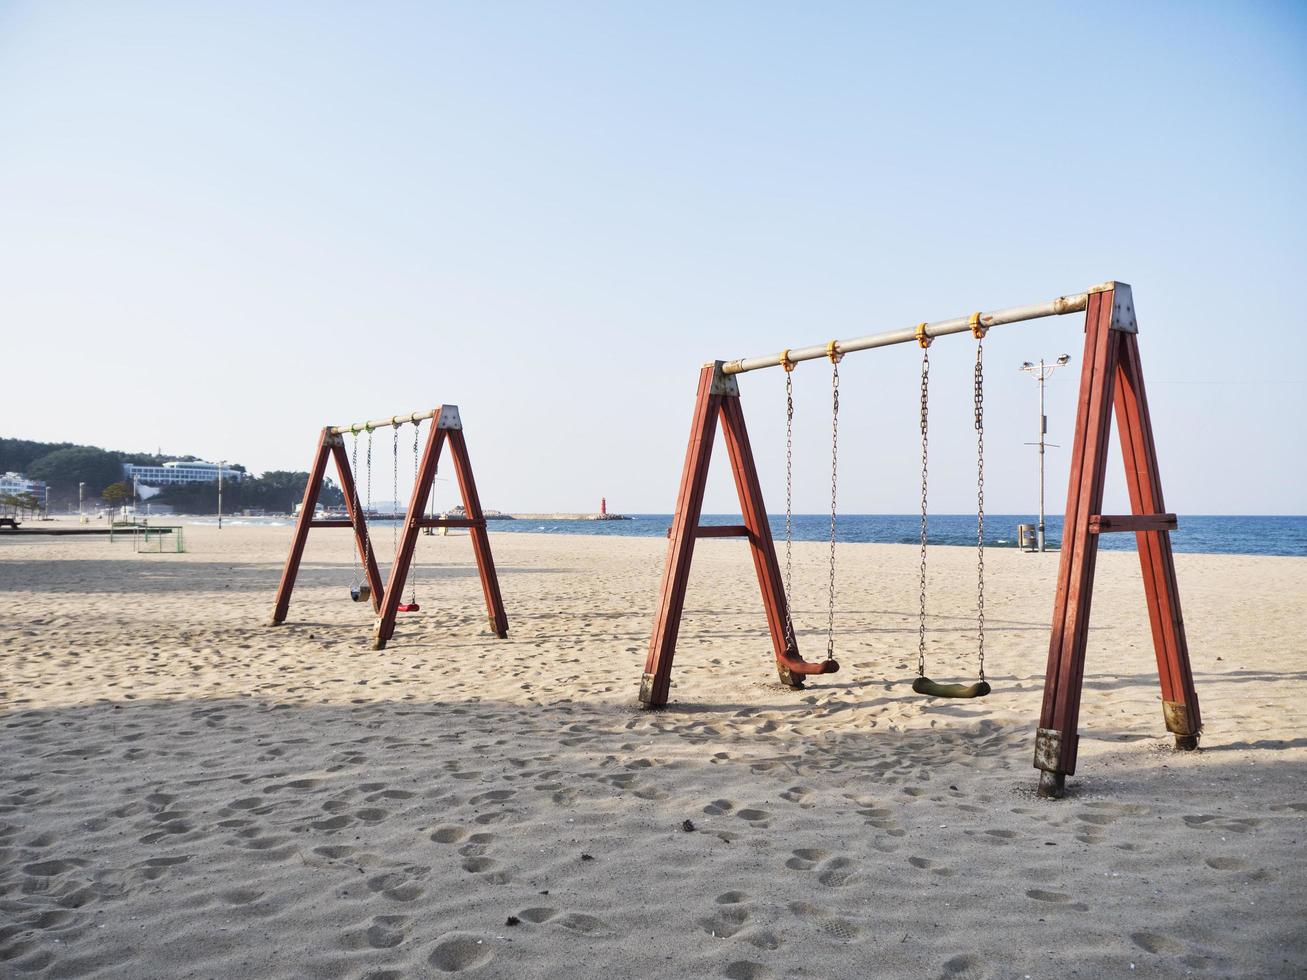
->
[641, 281, 1201, 797]
[268, 405, 509, 651]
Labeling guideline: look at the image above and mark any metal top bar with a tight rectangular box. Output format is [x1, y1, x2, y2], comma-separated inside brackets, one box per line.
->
[329, 409, 437, 435]
[719, 282, 1115, 376]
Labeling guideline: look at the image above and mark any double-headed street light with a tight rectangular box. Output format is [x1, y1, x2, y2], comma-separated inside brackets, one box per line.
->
[1019, 354, 1072, 552]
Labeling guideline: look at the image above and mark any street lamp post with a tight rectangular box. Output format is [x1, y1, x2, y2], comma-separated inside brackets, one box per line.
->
[1019, 354, 1071, 552]
[218, 460, 224, 531]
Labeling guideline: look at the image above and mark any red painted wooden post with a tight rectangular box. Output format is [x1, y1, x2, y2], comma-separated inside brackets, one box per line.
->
[719, 394, 802, 688]
[641, 364, 724, 707]
[268, 429, 334, 625]
[1112, 331, 1201, 746]
[641, 363, 836, 707]
[372, 406, 508, 650]
[1036, 287, 1120, 795]
[330, 440, 384, 610]
[270, 427, 384, 625]
[1035, 283, 1200, 797]
[446, 426, 509, 640]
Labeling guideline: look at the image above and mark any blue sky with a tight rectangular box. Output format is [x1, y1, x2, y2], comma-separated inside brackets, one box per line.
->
[2, 2, 1304, 514]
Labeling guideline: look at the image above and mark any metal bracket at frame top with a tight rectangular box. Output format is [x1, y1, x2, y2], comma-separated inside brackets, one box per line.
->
[706, 361, 741, 397]
[1088, 281, 1137, 333]
[434, 405, 463, 430]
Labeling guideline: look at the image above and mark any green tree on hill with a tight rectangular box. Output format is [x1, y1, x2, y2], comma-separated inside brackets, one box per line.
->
[101, 481, 133, 521]
[27, 447, 123, 501]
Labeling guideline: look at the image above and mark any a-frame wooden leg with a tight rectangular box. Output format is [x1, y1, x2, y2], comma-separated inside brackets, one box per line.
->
[372, 406, 508, 650]
[331, 441, 384, 611]
[269, 429, 334, 625]
[1036, 286, 1123, 797]
[1113, 332, 1201, 748]
[720, 394, 801, 689]
[641, 364, 724, 707]
[1036, 283, 1200, 797]
[372, 421, 446, 650]
[446, 427, 509, 640]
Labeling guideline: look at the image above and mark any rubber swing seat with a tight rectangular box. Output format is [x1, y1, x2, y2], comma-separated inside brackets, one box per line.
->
[912, 676, 991, 699]
[350, 584, 371, 603]
[778, 650, 841, 676]
[397, 603, 420, 613]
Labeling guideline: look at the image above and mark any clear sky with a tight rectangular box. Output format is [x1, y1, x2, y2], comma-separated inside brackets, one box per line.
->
[2, 2, 1304, 515]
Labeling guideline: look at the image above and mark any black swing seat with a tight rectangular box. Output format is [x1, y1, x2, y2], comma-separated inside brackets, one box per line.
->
[912, 676, 991, 699]
[350, 583, 371, 603]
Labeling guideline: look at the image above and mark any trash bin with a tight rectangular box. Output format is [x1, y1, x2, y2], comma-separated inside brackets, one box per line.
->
[1017, 523, 1038, 552]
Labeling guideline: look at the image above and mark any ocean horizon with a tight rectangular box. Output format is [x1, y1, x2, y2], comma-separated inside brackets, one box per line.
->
[181, 513, 1307, 558]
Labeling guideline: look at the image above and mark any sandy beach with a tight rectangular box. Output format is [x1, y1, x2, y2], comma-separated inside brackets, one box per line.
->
[2, 522, 1304, 979]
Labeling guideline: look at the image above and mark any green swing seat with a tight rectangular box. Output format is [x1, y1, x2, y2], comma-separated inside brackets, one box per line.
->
[912, 676, 991, 699]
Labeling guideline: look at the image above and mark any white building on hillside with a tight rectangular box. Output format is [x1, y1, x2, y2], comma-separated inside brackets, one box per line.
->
[121, 461, 245, 487]
[0, 472, 47, 498]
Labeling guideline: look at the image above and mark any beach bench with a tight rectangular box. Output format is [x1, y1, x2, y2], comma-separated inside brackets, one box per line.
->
[0, 517, 20, 529]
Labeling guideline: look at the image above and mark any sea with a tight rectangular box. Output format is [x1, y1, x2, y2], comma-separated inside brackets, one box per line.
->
[485, 513, 1307, 557]
[185, 514, 1307, 557]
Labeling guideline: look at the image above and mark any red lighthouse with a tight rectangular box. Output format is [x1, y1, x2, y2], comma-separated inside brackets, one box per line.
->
[600, 497, 607, 516]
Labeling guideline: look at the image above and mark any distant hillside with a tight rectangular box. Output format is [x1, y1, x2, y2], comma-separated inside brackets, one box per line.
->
[0, 436, 334, 513]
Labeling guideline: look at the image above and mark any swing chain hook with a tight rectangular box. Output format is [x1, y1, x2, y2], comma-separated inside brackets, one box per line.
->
[917, 345, 930, 678]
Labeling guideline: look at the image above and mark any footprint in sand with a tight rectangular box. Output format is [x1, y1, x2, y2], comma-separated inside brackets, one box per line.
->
[788, 901, 862, 941]
[1025, 889, 1088, 912]
[468, 790, 514, 805]
[341, 914, 409, 950]
[557, 912, 609, 936]
[1131, 931, 1186, 955]
[735, 808, 771, 826]
[738, 928, 783, 950]
[723, 961, 776, 980]
[1204, 856, 1251, 871]
[220, 887, 265, 906]
[818, 918, 861, 941]
[908, 856, 956, 877]
[940, 952, 987, 978]
[780, 786, 813, 804]
[515, 907, 558, 923]
[367, 868, 428, 902]
[785, 848, 828, 871]
[430, 827, 466, 844]
[703, 799, 735, 816]
[428, 933, 493, 973]
[458, 833, 496, 857]
[816, 857, 857, 888]
[700, 905, 751, 938]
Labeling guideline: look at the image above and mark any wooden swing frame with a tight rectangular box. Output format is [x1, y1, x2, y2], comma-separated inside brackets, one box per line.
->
[268, 405, 509, 651]
[641, 282, 1201, 798]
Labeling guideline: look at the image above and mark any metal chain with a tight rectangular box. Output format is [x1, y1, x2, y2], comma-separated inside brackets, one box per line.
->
[411, 421, 421, 604]
[783, 370, 795, 651]
[350, 432, 361, 582]
[364, 429, 373, 575]
[975, 339, 986, 682]
[826, 360, 839, 661]
[917, 349, 930, 678]
[392, 424, 400, 558]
